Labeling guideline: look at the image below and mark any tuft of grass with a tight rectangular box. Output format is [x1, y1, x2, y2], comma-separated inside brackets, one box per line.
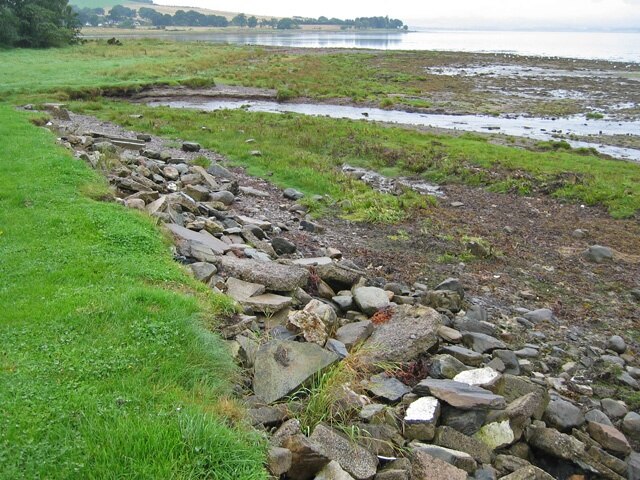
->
[190, 155, 212, 168]
[586, 111, 605, 120]
[288, 347, 380, 435]
[0, 105, 266, 479]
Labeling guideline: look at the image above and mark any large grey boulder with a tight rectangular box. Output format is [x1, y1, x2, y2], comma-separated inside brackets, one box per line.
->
[583, 245, 614, 263]
[607, 335, 627, 354]
[364, 373, 411, 403]
[335, 321, 373, 350]
[587, 422, 631, 456]
[361, 305, 440, 363]
[440, 345, 484, 367]
[434, 278, 465, 300]
[522, 308, 555, 324]
[353, 287, 390, 315]
[623, 411, 640, 441]
[310, 424, 378, 480]
[543, 398, 585, 432]
[414, 379, 506, 410]
[462, 332, 506, 353]
[218, 256, 309, 291]
[253, 340, 339, 403]
[316, 262, 365, 289]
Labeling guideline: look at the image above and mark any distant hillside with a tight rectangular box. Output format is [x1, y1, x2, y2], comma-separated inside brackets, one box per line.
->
[70, 1, 270, 20]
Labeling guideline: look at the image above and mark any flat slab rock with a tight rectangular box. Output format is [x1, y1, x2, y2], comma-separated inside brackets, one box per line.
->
[218, 256, 309, 292]
[253, 340, 339, 403]
[309, 424, 378, 480]
[165, 223, 230, 255]
[414, 379, 506, 410]
[361, 305, 440, 363]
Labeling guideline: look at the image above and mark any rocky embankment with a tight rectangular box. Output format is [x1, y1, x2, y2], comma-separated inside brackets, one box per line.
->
[46, 105, 640, 480]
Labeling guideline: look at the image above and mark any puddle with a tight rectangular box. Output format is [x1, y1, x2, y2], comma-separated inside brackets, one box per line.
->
[147, 98, 640, 162]
[425, 65, 639, 80]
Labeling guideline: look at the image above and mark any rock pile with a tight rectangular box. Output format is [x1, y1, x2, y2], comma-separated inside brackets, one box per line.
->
[51, 113, 640, 480]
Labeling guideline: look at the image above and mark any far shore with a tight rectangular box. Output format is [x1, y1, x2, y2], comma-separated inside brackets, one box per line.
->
[81, 26, 412, 37]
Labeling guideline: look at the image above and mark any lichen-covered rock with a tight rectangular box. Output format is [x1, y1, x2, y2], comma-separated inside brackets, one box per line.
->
[361, 305, 440, 363]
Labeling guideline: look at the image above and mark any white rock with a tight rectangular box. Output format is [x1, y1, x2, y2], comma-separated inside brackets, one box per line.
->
[405, 396, 440, 423]
[453, 367, 501, 388]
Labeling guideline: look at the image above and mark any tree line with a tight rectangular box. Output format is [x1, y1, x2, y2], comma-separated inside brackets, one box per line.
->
[74, 5, 406, 31]
[0, 0, 80, 47]
[0, 1, 407, 49]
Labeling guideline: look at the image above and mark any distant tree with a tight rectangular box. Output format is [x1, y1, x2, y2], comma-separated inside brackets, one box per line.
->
[108, 5, 136, 22]
[259, 17, 277, 28]
[231, 13, 247, 27]
[276, 17, 298, 30]
[0, 0, 80, 48]
[247, 15, 258, 28]
[72, 6, 104, 27]
[0, 6, 19, 46]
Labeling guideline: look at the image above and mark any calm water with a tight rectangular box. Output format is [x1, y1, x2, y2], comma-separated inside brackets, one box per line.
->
[87, 30, 640, 62]
[149, 99, 640, 162]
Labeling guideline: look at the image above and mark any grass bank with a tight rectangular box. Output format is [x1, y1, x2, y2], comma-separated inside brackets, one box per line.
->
[0, 104, 266, 479]
[0, 40, 459, 109]
[73, 99, 640, 218]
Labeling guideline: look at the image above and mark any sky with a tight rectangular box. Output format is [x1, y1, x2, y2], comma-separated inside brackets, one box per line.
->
[152, 0, 640, 29]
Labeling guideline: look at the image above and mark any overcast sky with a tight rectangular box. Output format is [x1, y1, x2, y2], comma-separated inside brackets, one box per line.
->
[153, 0, 640, 29]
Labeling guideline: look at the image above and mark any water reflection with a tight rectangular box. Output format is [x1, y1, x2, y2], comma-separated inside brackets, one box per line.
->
[84, 30, 640, 62]
[147, 98, 640, 162]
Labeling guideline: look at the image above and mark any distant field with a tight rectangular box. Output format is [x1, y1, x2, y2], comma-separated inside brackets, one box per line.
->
[71, 0, 141, 8]
[70, 0, 270, 19]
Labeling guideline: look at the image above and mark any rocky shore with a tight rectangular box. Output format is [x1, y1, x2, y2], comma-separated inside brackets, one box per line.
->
[46, 104, 640, 480]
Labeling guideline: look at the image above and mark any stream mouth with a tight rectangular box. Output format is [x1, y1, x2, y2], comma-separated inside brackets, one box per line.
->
[147, 98, 640, 162]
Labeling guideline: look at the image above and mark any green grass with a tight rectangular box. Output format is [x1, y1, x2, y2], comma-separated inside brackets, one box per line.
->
[71, 99, 640, 218]
[0, 41, 453, 110]
[0, 105, 267, 479]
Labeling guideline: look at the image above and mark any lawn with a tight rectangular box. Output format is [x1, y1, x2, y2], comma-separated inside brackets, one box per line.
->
[0, 104, 266, 479]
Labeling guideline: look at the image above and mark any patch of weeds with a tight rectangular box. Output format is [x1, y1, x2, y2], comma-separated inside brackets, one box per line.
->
[28, 113, 51, 127]
[437, 252, 475, 264]
[96, 150, 123, 172]
[388, 229, 410, 241]
[379, 97, 395, 109]
[488, 178, 533, 195]
[288, 346, 378, 434]
[403, 98, 431, 109]
[181, 77, 216, 88]
[276, 87, 297, 102]
[586, 112, 605, 120]
[190, 155, 212, 168]
[536, 140, 572, 151]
